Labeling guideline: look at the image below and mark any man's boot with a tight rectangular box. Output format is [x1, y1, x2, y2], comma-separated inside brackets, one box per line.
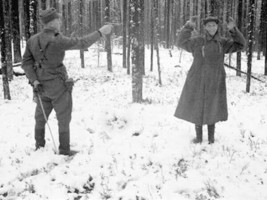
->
[58, 131, 71, 155]
[208, 124, 215, 144]
[35, 128, 45, 150]
[193, 125, 202, 144]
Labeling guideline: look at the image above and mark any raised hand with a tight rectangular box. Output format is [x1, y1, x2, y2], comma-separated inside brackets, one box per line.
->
[227, 17, 235, 30]
[99, 24, 113, 36]
[185, 16, 198, 29]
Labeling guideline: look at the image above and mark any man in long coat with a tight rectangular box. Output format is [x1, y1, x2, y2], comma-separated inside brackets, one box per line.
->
[174, 16, 245, 144]
[22, 8, 113, 155]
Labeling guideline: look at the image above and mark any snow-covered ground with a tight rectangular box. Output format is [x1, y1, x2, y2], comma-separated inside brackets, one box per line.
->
[0, 45, 267, 200]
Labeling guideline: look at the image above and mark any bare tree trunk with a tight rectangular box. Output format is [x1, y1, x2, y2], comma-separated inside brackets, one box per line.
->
[30, 0, 38, 34]
[67, 1, 72, 36]
[0, 0, 11, 99]
[189, 0, 194, 17]
[11, 0, 22, 63]
[150, 0, 154, 72]
[3, 0, 13, 80]
[105, 0, 112, 72]
[260, 0, 267, 60]
[265, 35, 267, 75]
[79, 0, 85, 68]
[122, 0, 127, 69]
[40, 0, 46, 10]
[206, 0, 210, 16]
[165, 0, 171, 48]
[236, 0, 243, 76]
[62, 3, 67, 35]
[222, 0, 228, 36]
[180, 0, 184, 26]
[255, 0, 262, 60]
[139, 0, 145, 75]
[246, 0, 255, 92]
[130, 0, 143, 102]
[127, 0, 131, 75]
[154, 0, 162, 86]
[24, 0, 31, 41]
[261, 0, 267, 74]
[197, 0, 202, 32]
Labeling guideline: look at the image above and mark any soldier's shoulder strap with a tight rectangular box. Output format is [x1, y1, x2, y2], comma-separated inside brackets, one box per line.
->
[37, 34, 51, 64]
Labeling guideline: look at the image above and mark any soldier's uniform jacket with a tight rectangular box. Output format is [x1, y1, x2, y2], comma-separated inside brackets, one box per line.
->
[22, 27, 101, 83]
[174, 25, 246, 125]
[22, 27, 102, 154]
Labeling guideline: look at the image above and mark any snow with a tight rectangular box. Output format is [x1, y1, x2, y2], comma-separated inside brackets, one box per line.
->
[1, 45, 267, 200]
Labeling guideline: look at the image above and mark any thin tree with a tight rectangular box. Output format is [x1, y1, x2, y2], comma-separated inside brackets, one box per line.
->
[24, 0, 31, 41]
[140, 0, 145, 75]
[262, 0, 267, 74]
[11, 0, 22, 63]
[130, 0, 143, 102]
[154, 0, 162, 86]
[0, 0, 11, 99]
[3, 0, 13, 80]
[127, 0, 131, 75]
[62, 3, 67, 35]
[79, 0, 85, 68]
[165, 0, 171, 48]
[150, 0, 154, 72]
[122, 0, 127, 69]
[67, 1, 72, 36]
[105, 0, 112, 72]
[40, 0, 46, 10]
[259, 0, 267, 75]
[24, 0, 38, 40]
[256, 0, 262, 60]
[236, 0, 243, 76]
[265, 25, 267, 76]
[246, 0, 255, 93]
[30, 0, 38, 35]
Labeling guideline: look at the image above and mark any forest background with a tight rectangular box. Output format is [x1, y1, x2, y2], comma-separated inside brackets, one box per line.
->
[0, 0, 267, 101]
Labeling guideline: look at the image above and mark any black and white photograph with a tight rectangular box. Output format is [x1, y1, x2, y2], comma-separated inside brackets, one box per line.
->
[0, 0, 267, 199]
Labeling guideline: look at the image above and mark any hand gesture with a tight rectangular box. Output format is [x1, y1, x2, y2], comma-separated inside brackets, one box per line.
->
[227, 17, 235, 30]
[99, 24, 113, 36]
[185, 16, 198, 29]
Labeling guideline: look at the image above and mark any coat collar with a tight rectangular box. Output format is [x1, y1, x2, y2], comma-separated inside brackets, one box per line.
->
[205, 31, 221, 42]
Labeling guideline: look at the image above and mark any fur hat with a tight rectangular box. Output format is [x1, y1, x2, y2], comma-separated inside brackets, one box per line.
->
[40, 8, 60, 24]
[203, 16, 219, 25]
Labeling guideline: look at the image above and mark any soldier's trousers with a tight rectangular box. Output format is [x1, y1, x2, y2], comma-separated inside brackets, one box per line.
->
[34, 77, 72, 153]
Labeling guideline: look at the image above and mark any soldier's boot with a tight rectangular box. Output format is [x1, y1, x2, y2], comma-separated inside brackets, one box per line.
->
[192, 125, 203, 144]
[58, 131, 72, 155]
[208, 124, 215, 144]
[35, 128, 46, 150]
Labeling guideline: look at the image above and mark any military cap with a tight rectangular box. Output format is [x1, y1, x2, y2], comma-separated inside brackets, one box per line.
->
[203, 16, 220, 25]
[40, 8, 60, 24]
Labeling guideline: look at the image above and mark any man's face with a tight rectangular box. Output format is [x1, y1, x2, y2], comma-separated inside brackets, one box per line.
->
[54, 18, 61, 31]
[204, 21, 218, 36]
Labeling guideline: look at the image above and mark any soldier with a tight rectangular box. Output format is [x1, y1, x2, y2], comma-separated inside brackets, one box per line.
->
[22, 8, 113, 155]
[175, 16, 245, 144]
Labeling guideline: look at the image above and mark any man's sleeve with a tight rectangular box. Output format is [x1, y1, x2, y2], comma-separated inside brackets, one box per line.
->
[57, 31, 102, 51]
[22, 40, 37, 84]
[223, 27, 246, 54]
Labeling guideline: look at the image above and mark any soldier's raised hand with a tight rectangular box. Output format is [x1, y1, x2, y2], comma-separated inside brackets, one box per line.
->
[227, 17, 236, 30]
[99, 24, 113, 36]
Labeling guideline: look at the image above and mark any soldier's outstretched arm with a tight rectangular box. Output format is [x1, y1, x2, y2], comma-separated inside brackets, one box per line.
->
[58, 24, 113, 51]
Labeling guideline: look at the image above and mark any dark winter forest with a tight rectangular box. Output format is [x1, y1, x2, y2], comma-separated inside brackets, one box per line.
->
[0, 0, 267, 200]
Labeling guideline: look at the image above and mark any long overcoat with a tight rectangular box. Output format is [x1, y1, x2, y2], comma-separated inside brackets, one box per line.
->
[174, 25, 245, 125]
